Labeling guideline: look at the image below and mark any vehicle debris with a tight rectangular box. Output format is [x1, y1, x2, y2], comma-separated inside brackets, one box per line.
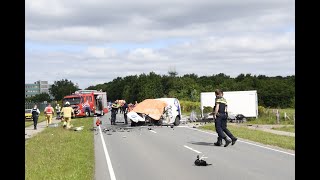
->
[194, 155, 211, 166]
[74, 126, 84, 131]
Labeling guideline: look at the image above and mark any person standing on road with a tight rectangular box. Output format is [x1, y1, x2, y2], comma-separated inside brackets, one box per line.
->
[111, 102, 118, 125]
[213, 89, 237, 147]
[55, 103, 61, 120]
[44, 103, 54, 127]
[123, 102, 128, 124]
[31, 104, 40, 130]
[60, 101, 74, 129]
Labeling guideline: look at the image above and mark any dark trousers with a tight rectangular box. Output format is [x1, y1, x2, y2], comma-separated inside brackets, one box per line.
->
[56, 112, 61, 119]
[124, 113, 128, 124]
[111, 112, 117, 124]
[33, 116, 38, 129]
[215, 114, 236, 140]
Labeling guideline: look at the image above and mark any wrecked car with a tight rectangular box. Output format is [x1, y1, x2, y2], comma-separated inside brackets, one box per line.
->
[127, 98, 182, 126]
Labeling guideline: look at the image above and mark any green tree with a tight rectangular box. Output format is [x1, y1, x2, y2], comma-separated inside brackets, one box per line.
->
[49, 79, 79, 101]
[137, 72, 164, 101]
[32, 93, 52, 102]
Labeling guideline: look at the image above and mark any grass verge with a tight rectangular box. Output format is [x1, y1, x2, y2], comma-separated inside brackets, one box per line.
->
[272, 125, 295, 133]
[199, 123, 295, 150]
[25, 117, 94, 180]
[25, 114, 48, 127]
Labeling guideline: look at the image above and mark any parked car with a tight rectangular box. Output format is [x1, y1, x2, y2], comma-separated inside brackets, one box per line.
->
[25, 109, 32, 120]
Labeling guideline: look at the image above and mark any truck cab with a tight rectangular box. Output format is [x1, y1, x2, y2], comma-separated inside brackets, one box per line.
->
[62, 90, 108, 118]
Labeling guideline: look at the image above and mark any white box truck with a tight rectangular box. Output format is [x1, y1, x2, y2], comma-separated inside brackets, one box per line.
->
[200, 90, 258, 118]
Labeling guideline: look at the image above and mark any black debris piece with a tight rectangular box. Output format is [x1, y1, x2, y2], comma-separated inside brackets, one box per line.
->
[194, 155, 212, 166]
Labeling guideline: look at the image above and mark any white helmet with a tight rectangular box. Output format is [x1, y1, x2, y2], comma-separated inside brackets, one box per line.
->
[65, 101, 70, 106]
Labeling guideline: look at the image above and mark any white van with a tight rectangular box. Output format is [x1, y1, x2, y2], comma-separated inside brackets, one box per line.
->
[156, 98, 182, 126]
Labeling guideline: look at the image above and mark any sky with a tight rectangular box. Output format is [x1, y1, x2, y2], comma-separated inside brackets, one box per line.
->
[25, 0, 295, 89]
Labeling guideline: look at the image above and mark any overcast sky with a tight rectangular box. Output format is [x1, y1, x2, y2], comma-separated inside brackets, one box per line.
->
[25, 0, 295, 89]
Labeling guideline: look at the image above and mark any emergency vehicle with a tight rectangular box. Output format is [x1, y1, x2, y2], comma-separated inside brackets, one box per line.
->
[62, 90, 108, 118]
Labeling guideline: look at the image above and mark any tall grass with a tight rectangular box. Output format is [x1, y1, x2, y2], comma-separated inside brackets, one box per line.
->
[180, 101, 295, 125]
[247, 106, 295, 125]
[25, 117, 94, 180]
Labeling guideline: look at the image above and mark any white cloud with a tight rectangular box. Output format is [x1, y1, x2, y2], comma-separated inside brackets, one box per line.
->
[25, 0, 295, 89]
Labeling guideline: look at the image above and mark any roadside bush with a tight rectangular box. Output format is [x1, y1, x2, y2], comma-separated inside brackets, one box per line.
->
[258, 106, 266, 116]
[203, 106, 213, 114]
[180, 100, 200, 112]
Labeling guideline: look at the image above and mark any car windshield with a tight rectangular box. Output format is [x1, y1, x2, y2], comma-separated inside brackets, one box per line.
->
[63, 97, 81, 105]
[25, 109, 31, 113]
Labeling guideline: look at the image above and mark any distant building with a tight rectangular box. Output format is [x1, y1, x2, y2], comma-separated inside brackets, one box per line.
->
[25, 80, 53, 98]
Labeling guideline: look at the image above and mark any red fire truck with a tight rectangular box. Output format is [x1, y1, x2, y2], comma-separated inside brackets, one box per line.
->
[62, 90, 108, 117]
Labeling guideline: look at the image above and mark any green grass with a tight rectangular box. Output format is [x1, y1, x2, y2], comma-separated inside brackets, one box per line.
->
[272, 126, 295, 133]
[25, 114, 47, 127]
[182, 107, 295, 125]
[25, 117, 94, 180]
[199, 123, 295, 150]
[248, 108, 295, 125]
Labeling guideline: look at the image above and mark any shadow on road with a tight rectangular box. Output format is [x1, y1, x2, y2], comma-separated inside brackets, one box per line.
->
[189, 141, 214, 146]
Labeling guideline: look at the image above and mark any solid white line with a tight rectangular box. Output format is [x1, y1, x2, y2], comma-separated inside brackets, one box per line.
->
[183, 126, 295, 156]
[184, 145, 202, 154]
[150, 130, 157, 133]
[99, 126, 117, 180]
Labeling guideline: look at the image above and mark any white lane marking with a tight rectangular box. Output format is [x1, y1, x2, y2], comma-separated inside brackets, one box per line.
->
[99, 126, 117, 180]
[183, 126, 295, 156]
[184, 145, 202, 154]
[150, 130, 157, 133]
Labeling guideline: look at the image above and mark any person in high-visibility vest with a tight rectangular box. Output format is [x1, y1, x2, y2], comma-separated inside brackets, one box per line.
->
[31, 104, 40, 130]
[61, 101, 74, 129]
[213, 89, 237, 147]
[55, 103, 61, 120]
[44, 103, 54, 127]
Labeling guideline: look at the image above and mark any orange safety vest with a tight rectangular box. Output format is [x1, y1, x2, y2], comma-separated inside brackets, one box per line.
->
[45, 107, 53, 114]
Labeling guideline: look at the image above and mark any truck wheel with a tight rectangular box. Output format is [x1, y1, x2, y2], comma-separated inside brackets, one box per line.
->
[85, 110, 90, 117]
[174, 116, 180, 126]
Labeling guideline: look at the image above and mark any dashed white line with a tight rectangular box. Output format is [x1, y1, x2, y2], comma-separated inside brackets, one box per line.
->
[150, 130, 157, 133]
[183, 126, 295, 156]
[99, 126, 117, 180]
[184, 145, 202, 154]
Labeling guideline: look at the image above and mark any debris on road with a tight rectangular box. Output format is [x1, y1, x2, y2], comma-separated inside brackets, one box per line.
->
[74, 126, 84, 131]
[194, 155, 211, 166]
[48, 123, 59, 128]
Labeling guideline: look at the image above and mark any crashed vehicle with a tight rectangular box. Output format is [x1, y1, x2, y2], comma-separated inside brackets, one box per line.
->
[127, 98, 182, 126]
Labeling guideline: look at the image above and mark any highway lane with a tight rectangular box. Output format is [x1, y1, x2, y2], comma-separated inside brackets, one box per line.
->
[94, 113, 294, 180]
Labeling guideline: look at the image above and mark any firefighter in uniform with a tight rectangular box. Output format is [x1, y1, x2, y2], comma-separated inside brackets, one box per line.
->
[213, 89, 237, 147]
[44, 103, 54, 127]
[61, 101, 74, 129]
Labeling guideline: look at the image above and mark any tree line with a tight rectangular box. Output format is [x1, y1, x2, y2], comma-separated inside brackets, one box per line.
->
[25, 73, 294, 108]
[86, 72, 295, 108]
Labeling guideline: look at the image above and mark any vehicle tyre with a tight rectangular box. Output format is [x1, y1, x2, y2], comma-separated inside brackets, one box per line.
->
[85, 110, 90, 117]
[156, 119, 163, 126]
[174, 116, 180, 126]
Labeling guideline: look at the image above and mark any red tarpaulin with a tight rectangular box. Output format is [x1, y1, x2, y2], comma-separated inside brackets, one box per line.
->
[132, 99, 167, 120]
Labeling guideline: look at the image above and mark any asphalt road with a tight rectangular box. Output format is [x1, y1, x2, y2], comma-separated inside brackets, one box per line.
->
[94, 112, 295, 180]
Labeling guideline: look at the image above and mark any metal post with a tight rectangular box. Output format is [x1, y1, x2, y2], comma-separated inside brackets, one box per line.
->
[276, 109, 280, 124]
